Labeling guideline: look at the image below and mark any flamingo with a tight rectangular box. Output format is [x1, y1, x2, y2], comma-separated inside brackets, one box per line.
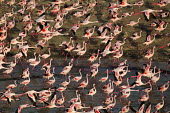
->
[35, 39, 46, 49]
[83, 26, 96, 39]
[25, 90, 39, 106]
[70, 22, 81, 35]
[101, 40, 115, 57]
[106, 95, 117, 110]
[69, 90, 80, 104]
[88, 49, 100, 62]
[77, 42, 87, 56]
[1, 90, 22, 104]
[130, 30, 142, 40]
[59, 37, 73, 47]
[36, 15, 54, 23]
[90, 57, 101, 69]
[22, 13, 31, 22]
[138, 92, 149, 102]
[142, 82, 152, 93]
[143, 34, 156, 46]
[27, 52, 37, 63]
[80, 14, 98, 25]
[126, 18, 141, 26]
[110, 13, 123, 22]
[3, 67, 13, 77]
[99, 69, 109, 82]
[51, 4, 61, 14]
[155, 96, 165, 111]
[7, 17, 15, 29]
[119, 0, 132, 7]
[39, 48, 51, 59]
[46, 76, 56, 86]
[0, 15, 6, 25]
[103, 94, 114, 105]
[145, 104, 152, 113]
[16, 104, 34, 113]
[63, 4, 82, 12]
[113, 47, 123, 62]
[73, 9, 87, 17]
[56, 86, 67, 93]
[72, 69, 82, 82]
[0, 25, 7, 33]
[90, 67, 99, 78]
[160, 12, 169, 18]
[103, 80, 114, 95]
[129, 104, 145, 113]
[122, 12, 134, 18]
[6, 56, 17, 68]
[151, 69, 161, 84]
[119, 101, 131, 113]
[37, 95, 64, 109]
[87, 0, 97, 8]
[37, 5, 47, 16]
[64, 40, 75, 52]
[60, 75, 71, 87]
[118, 59, 128, 66]
[7, 0, 15, 7]
[157, 81, 170, 94]
[56, 92, 65, 105]
[113, 25, 123, 36]
[6, 80, 17, 89]
[60, 59, 73, 76]
[73, 41, 85, 52]
[87, 84, 97, 100]
[132, 72, 149, 86]
[144, 46, 156, 59]
[43, 67, 55, 80]
[10, 37, 27, 45]
[50, 0, 66, 6]
[3, 43, 12, 55]
[54, 20, 63, 29]
[24, 21, 33, 32]
[78, 74, 89, 89]
[17, 5, 26, 15]
[0, 32, 7, 41]
[74, 97, 90, 111]
[101, 33, 115, 44]
[21, 68, 30, 79]
[30, 56, 41, 70]
[133, 0, 144, 8]
[20, 76, 30, 89]
[155, 22, 168, 32]
[112, 65, 128, 73]
[95, 32, 111, 40]
[141, 9, 163, 20]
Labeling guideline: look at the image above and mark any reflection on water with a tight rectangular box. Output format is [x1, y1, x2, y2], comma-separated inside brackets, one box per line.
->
[0, 58, 169, 113]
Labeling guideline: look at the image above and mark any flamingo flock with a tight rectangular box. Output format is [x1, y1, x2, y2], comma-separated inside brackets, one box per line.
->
[0, 0, 170, 113]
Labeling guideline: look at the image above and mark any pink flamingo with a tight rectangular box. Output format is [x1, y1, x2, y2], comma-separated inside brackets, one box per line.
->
[20, 76, 30, 90]
[144, 46, 156, 59]
[72, 69, 82, 82]
[87, 84, 97, 100]
[155, 96, 165, 112]
[126, 18, 141, 26]
[30, 56, 41, 70]
[78, 74, 89, 89]
[99, 69, 109, 83]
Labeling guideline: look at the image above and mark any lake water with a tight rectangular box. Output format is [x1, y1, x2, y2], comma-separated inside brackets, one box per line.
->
[0, 58, 169, 113]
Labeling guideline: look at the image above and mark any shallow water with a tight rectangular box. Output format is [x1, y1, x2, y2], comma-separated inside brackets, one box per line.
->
[0, 58, 169, 113]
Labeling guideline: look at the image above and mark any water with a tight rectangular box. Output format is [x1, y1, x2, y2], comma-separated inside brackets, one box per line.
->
[0, 58, 169, 113]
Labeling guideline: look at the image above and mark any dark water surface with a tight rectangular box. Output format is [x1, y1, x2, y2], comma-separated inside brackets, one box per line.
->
[0, 58, 169, 113]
